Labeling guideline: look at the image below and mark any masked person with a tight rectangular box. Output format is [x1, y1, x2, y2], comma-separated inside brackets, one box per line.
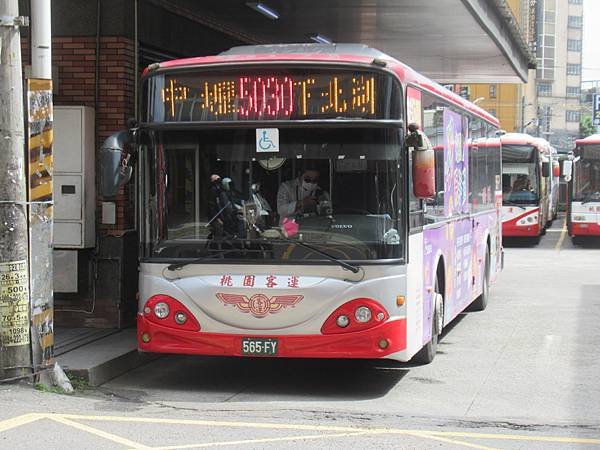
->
[277, 168, 330, 221]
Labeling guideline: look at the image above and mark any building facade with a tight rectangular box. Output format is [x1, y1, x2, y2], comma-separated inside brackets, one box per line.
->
[462, 0, 536, 133]
[535, 0, 584, 152]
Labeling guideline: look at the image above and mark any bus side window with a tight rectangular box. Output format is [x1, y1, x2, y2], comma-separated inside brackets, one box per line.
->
[421, 92, 446, 220]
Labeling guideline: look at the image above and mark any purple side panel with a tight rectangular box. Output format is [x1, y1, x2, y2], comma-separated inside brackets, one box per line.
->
[442, 110, 469, 216]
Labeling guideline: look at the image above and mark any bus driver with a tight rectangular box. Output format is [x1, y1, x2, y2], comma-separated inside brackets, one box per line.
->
[277, 168, 330, 221]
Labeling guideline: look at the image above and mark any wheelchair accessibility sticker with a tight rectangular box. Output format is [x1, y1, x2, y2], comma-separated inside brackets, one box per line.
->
[256, 128, 279, 153]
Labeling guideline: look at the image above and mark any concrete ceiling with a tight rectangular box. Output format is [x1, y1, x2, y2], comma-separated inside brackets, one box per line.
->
[148, 0, 534, 83]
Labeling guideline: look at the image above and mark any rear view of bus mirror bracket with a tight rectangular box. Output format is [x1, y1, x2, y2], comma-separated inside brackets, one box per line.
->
[99, 127, 137, 197]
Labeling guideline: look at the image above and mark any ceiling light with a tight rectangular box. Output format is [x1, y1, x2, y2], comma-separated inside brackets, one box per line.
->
[246, 2, 280, 20]
[309, 33, 333, 44]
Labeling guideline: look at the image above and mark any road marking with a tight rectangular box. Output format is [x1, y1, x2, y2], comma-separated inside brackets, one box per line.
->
[425, 430, 600, 445]
[0, 413, 43, 433]
[555, 218, 568, 250]
[2, 413, 600, 447]
[408, 432, 499, 450]
[50, 415, 152, 449]
[50, 413, 600, 446]
[149, 431, 374, 449]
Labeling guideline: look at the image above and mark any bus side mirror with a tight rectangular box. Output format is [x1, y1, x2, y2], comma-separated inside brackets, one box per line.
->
[562, 160, 573, 182]
[552, 161, 560, 178]
[541, 161, 550, 178]
[100, 130, 135, 197]
[407, 124, 435, 198]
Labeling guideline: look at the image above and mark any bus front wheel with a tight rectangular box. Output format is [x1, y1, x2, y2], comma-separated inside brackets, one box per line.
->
[469, 248, 490, 312]
[412, 277, 443, 364]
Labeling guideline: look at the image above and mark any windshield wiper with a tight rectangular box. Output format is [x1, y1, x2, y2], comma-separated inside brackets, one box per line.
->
[503, 201, 526, 210]
[167, 236, 263, 271]
[268, 235, 360, 274]
[167, 248, 243, 271]
[581, 192, 600, 205]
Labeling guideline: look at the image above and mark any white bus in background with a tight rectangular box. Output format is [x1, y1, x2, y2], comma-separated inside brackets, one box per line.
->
[501, 133, 553, 243]
[568, 135, 600, 243]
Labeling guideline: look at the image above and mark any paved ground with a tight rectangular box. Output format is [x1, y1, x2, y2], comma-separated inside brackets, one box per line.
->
[1, 215, 600, 449]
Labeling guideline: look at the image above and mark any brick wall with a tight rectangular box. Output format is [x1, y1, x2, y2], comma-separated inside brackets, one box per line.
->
[22, 35, 138, 328]
[52, 36, 136, 236]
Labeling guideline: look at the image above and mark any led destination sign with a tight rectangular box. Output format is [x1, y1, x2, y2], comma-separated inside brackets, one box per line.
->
[147, 68, 399, 122]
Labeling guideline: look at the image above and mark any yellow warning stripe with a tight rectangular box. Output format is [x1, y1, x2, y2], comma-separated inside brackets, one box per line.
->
[28, 130, 53, 156]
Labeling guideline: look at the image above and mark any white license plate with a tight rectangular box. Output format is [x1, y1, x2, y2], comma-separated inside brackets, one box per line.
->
[241, 338, 278, 356]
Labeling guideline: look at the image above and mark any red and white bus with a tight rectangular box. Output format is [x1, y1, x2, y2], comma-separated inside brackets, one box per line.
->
[501, 133, 553, 242]
[567, 135, 600, 240]
[103, 44, 503, 363]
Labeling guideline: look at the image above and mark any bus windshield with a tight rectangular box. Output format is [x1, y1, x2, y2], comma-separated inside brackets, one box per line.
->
[502, 144, 539, 204]
[574, 145, 600, 202]
[141, 127, 404, 263]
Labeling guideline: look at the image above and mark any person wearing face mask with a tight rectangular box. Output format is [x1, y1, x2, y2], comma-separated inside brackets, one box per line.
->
[276, 168, 330, 221]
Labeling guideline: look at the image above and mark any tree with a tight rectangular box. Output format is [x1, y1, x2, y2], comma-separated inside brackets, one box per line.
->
[580, 116, 596, 138]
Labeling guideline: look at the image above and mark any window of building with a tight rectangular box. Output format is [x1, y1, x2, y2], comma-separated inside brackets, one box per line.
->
[568, 15, 583, 28]
[566, 110, 581, 122]
[489, 85, 497, 99]
[568, 39, 582, 51]
[568, 0, 583, 4]
[567, 64, 581, 75]
[537, 83, 552, 97]
[536, 7, 556, 81]
[488, 108, 497, 117]
[566, 86, 581, 98]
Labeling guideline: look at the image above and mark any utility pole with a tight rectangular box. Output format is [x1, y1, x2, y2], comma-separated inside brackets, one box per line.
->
[28, 0, 59, 387]
[520, 96, 526, 132]
[0, 0, 32, 380]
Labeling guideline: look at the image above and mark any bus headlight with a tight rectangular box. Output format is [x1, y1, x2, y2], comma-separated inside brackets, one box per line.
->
[321, 298, 388, 335]
[174, 311, 187, 325]
[336, 315, 350, 328]
[154, 302, 170, 319]
[355, 306, 372, 323]
[517, 213, 538, 226]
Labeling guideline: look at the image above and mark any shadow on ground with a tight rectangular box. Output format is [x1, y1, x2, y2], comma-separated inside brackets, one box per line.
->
[100, 356, 409, 403]
[97, 311, 476, 404]
[502, 236, 543, 248]
[571, 236, 600, 249]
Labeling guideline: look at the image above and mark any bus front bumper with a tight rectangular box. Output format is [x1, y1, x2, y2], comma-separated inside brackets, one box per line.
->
[570, 222, 600, 236]
[137, 315, 407, 359]
[502, 222, 541, 237]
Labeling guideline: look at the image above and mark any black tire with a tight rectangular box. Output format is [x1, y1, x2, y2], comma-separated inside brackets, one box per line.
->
[469, 249, 490, 312]
[412, 277, 443, 364]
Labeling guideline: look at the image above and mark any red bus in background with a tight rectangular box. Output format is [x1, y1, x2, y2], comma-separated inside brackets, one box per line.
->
[568, 135, 600, 241]
[501, 133, 552, 242]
